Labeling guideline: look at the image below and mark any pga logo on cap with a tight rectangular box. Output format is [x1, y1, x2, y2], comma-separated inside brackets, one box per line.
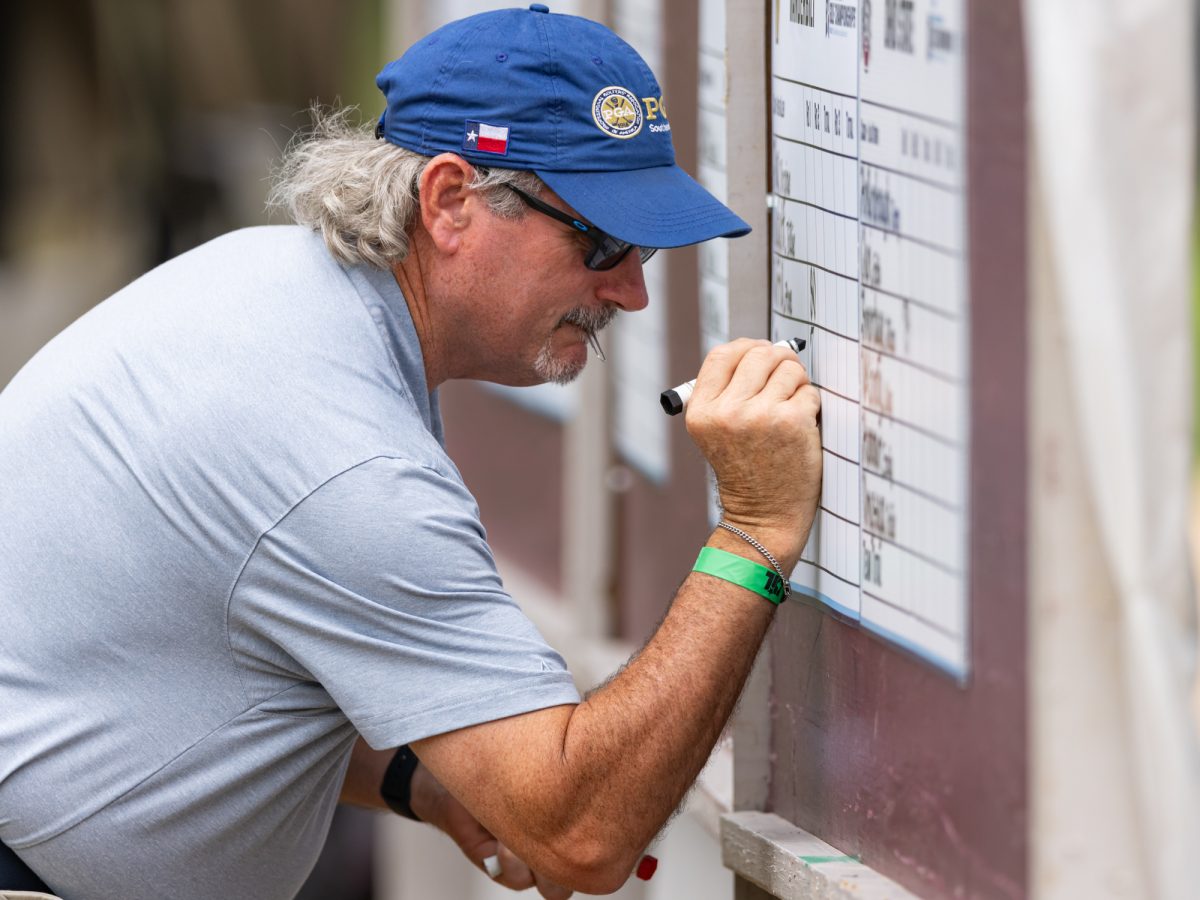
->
[590, 87, 669, 140]
[592, 86, 644, 139]
[590, 87, 670, 140]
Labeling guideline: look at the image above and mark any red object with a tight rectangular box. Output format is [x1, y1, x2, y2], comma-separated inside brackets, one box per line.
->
[636, 855, 658, 881]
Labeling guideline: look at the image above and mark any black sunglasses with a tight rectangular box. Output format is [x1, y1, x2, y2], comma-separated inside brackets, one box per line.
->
[502, 184, 657, 272]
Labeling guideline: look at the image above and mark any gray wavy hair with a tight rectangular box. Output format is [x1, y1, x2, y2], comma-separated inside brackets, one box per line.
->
[268, 107, 546, 269]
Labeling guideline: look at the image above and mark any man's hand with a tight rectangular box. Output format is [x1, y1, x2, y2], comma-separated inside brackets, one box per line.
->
[411, 760, 573, 900]
[341, 739, 572, 898]
[685, 338, 822, 569]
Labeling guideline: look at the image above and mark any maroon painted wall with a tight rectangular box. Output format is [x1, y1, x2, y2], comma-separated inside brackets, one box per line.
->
[440, 381, 565, 595]
[762, 2, 1028, 897]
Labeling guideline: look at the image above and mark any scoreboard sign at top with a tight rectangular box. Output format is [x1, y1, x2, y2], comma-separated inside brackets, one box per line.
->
[769, 0, 970, 677]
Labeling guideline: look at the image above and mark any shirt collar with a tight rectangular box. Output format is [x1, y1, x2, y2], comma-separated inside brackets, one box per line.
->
[345, 261, 444, 446]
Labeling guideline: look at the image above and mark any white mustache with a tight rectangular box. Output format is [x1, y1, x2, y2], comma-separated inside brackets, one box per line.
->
[560, 306, 618, 333]
[559, 307, 618, 360]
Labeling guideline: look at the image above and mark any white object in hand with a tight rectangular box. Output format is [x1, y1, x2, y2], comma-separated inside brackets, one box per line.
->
[483, 855, 503, 879]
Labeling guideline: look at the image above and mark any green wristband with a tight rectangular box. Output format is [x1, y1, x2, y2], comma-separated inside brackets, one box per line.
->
[692, 546, 788, 605]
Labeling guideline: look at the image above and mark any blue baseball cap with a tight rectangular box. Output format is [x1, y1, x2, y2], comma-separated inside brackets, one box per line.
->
[375, 4, 750, 249]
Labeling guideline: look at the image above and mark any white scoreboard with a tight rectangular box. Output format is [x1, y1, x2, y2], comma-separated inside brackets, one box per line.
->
[770, 0, 970, 676]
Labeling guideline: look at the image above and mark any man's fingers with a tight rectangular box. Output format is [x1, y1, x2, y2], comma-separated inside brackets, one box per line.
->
[481, 842, 535, 891]
[722, 343, 805, 403]
[534, 873, 575, 900]
[762, 358, 810, 402]
[689, 338, 772, 405]
[478, 842, 572, 897]
[497, 842, 535, 889]
[431, 779, 559, 895]
[789, 382, 822, 423]
[691, 340, 807, 413]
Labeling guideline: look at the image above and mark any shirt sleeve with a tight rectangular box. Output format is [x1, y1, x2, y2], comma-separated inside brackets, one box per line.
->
[228, 455, 580, 749]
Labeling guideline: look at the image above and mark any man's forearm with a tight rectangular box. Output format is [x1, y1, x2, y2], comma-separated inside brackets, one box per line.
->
[413, 525, 787, 893]
[336, 547, 771, 894]
[339, 737, 395, 810]
[557, 528, 777, 858]
[414, 339, 822, 892]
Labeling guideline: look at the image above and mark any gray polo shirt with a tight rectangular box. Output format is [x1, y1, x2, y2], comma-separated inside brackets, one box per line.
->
[0, 226, 579, 900]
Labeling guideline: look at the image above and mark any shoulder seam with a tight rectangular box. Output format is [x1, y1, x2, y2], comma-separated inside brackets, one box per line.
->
[221, 455, 452, 706]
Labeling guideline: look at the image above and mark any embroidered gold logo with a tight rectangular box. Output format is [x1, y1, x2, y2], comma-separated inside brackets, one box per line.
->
[592, 86, 643, 139]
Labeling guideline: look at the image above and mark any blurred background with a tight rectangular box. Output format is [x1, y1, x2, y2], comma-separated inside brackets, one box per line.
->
[0, 0, 382, 389]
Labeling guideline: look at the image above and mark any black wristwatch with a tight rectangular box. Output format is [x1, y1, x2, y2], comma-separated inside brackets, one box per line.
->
[379, 744, 422, 821]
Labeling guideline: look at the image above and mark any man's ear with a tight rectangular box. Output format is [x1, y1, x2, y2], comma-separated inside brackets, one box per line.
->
[418, 153, 479, 255]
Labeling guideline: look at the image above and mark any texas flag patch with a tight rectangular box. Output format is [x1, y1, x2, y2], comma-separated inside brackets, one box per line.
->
[463, 121, 510, 155]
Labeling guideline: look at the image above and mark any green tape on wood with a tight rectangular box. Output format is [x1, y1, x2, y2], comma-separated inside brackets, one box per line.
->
[800, 854, 859, 865]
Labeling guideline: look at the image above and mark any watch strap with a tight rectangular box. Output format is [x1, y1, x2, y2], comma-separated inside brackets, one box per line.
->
[380, 744, 422, 821]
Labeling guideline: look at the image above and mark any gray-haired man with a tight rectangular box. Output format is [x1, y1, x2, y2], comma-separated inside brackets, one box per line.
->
[0, 8, 821, 899]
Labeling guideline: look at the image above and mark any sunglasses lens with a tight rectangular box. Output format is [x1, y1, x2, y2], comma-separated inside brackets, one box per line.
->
[507, 184, 657, 273]
[587, 234, 635, 271]
[587, 237, 660, 270]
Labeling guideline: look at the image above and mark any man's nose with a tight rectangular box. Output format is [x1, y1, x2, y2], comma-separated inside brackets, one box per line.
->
[598, 250, 651, 312]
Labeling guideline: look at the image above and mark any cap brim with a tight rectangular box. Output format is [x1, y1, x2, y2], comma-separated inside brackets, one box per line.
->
[535, 164, 751, 249]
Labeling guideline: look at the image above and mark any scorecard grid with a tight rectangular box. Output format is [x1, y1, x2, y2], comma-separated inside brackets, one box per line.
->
[770, 0, 969, 677]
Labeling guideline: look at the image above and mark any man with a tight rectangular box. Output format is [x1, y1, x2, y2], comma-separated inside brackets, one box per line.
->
[0, 6, 821, 899]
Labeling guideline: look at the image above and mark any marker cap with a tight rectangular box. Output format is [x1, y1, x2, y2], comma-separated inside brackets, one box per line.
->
[636, 855, 658, 880]
[659, 388, 686, 416]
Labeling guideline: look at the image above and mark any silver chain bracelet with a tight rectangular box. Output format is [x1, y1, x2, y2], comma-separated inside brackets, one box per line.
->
[716, 521, 791, 600]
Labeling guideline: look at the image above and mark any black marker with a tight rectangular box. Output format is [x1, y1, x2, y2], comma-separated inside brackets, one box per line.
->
[659, 337, 807, 416]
